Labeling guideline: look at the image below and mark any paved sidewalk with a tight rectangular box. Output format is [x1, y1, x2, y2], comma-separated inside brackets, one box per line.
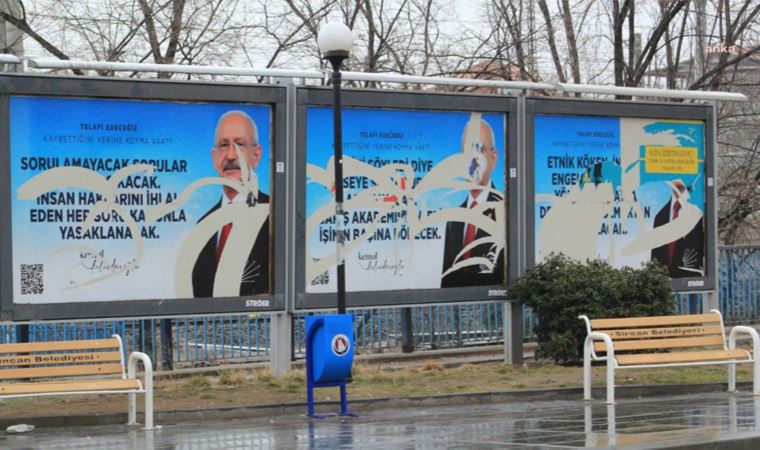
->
[3, 391, 760, 449]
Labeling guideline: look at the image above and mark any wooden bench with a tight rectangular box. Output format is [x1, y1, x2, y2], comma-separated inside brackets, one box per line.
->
[579, 310, 759, 404]
[0, 334, 155, 429]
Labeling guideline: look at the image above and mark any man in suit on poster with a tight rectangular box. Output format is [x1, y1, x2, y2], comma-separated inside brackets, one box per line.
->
[650, 179, 704, 278]
[192, 111, 270, 297]
[441, 114, 505, 288]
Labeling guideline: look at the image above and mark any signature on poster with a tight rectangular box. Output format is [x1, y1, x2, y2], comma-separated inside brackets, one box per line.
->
[16, 145, 267, 295]
[305, 152, 504, 284]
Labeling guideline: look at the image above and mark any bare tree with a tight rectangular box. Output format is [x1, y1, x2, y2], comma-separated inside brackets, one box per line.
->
[0, 0, 81, 71]
[537, 0, 566, 83]
[659, 0, 691, 89]
[4, 0, 248, 78]
[611, 0, 690, 88]
[559, 0, 582, 84]
[688, 0, 760, 90]
[489, 0, 531, 80]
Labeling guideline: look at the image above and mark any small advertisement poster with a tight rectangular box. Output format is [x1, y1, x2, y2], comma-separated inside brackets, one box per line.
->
[534, 114, 706, 279]
[11, 96, 272, 304]
[305, 106, 507, 293]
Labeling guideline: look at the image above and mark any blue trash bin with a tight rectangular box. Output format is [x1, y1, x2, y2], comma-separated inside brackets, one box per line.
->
[305, 314, 356, 416]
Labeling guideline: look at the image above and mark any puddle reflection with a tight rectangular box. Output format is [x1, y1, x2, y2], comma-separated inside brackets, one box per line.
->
[6, 394, 760, 449]
[584, 395, 760, 448]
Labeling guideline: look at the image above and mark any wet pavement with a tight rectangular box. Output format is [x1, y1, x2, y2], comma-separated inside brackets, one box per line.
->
[3, 392, 760, 449]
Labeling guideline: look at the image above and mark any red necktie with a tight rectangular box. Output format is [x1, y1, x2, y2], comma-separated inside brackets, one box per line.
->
[667, 200, 681, 266]
[463, 201, 478, 259]
[216, 222, 233, 263]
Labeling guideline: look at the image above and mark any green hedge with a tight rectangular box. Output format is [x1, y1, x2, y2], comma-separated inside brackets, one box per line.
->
[512, 254, 673, 364]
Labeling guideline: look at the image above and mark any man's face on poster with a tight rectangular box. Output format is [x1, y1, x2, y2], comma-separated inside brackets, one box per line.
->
[466, 122, 498, 189]
[211, 113, 262, 182]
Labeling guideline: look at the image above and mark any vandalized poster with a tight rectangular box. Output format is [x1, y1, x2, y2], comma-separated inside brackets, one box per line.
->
[534, 114, 706, 278]
[11, 96, 272, 304]
[305, 107, 507, 293]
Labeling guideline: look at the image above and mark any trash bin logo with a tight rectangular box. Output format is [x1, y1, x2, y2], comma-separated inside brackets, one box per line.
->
[332, 334, 350, 357]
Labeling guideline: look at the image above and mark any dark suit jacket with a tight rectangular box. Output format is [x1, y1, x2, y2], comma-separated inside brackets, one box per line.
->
[650, 199, 704, 278]
[192, 192, 270, 297]
[441, 190, 505, 288]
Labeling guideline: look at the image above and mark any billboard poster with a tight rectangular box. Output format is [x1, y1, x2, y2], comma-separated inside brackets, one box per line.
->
[305, 107, 507, 293]
[534, 114, 706, 279]
[11, 96, 272, 304]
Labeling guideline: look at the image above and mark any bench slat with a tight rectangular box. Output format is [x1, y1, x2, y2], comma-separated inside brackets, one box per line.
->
[601, 325, 723, 341]
[595, 335, 725, 352]
[0, 363, 123, 380]
[591, 313, 721, 329]
[0, 338, 121, 354]
[0, 379, 140, 395]
[616, 349, 749, 366]
[0, 351, 122, 367]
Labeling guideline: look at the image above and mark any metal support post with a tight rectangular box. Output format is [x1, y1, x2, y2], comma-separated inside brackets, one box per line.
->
[704, 101, 721, 315]
[329, 60, 347, 315]
[268, 76, 297, 377]
[703, 291, 720, 314]
[503, 91, 527, 366]
[159, 319, 173, 370]
[400, 307, 414, 353]
[504, 301, 523, 365]
[270, 312, 292, 376]
[14, 323, 29, 343]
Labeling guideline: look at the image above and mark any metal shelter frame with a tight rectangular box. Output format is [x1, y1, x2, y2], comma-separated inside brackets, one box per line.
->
[0, 55, 748, 374]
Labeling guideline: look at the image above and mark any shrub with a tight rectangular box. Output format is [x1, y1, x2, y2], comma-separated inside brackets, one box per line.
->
[511, 254, 672, 364]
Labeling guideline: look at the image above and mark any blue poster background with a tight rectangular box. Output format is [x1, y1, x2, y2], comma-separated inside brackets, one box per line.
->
[305, 106, 506, 293]
[10, 96, 271, 303]
[534, 114, 706, 277]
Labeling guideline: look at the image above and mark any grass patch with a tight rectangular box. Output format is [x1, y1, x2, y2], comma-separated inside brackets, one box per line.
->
[421, 361, 444, 372]
[182, 376, 212, 394]
[255, 369, 279, 387]
[1, 360, 756, 419]
[218, 369, 247, 386]
[366, 371, 395, 384]
[278, 371, 306, 393]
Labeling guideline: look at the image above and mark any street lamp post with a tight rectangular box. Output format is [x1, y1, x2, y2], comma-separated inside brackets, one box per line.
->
[318, 22, 353, 315]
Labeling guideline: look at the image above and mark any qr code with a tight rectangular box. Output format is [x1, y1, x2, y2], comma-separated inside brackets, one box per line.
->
[311, 271, 330, 286]
[20, 264, 44, 295]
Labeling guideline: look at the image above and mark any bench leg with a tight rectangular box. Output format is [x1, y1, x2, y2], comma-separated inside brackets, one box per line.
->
[607, 404, 617, 446]
[128, 392, 137, 425]
[144, 389, 154, 430]
[583, 342, 592, 400]
[606, 361, 615, 405]
[729, 361, 736, 393]
[754, 357, 760, 396]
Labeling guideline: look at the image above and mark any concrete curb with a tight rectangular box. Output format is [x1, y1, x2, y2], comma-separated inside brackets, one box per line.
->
[1, 381, 752, 429]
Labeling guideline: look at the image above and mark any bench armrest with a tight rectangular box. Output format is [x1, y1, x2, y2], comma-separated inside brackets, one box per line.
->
[127, 352, 153, 389]
[585, 332, 614, 362]
[127, 351, 155, 429]
[729, 326, 760, 358]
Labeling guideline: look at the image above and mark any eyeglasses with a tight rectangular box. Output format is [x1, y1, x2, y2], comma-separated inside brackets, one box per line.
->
[214, 140, 258, 152]
[471, 142, 496, 154]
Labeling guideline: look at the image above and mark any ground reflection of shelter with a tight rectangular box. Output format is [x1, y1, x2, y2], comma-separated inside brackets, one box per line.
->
[584, 395, 760, 448]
